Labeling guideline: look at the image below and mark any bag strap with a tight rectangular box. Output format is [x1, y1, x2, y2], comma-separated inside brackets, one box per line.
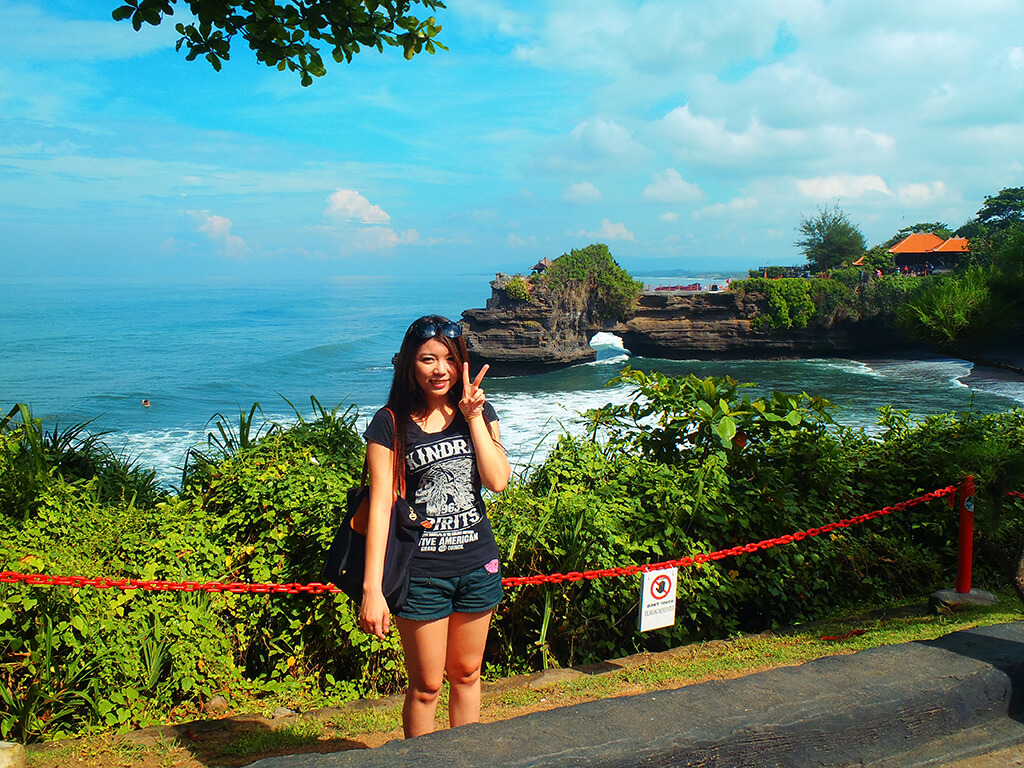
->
[387, 407, 406, 500]
[359, 407, 405, 500]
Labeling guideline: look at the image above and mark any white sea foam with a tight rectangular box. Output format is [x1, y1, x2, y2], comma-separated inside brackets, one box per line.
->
[813, 359, 882, 378]
[79, 353, 1024, 491]
[590, 332, 626, 350]
[866, 358, 974, 388]
[970, 380, 1024, 405]
[959, 370, 1024, 405]
[491, 384, 635, 472]
[119, 427, 207, 488]
[585, 353, 631, 367]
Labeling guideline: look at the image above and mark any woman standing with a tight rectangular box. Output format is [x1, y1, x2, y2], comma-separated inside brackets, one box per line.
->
[360, 315, 511, 737]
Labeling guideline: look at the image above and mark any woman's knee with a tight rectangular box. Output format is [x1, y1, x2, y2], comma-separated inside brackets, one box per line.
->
[405, 663, 446, 700]
[446, 662, 482, 688]
[405, 684, 442, 708]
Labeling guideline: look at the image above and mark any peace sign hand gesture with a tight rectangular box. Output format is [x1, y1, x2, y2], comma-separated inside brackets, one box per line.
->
[459, 362, 489, 421]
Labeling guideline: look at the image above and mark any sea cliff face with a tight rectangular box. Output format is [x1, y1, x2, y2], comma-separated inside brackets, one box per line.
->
[616, 290, 918, 360]
[461, 275, 923, 375]
[461, 274, 605, 374]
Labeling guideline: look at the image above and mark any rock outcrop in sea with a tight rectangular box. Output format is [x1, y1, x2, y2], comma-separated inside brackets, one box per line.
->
[461, 273, 924, 375]
[461, 273, 606, 374]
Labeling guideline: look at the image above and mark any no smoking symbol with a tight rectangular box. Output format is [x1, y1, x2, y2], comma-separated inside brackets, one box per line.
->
[650, 574, 673, 600]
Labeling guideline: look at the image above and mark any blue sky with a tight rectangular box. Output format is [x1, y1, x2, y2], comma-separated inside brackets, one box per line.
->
[2, 0, 1023, 280]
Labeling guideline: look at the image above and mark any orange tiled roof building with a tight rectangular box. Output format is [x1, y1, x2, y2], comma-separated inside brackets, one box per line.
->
[888, 233, 969, 270]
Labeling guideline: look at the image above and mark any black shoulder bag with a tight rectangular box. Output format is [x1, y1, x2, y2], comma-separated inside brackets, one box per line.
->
[321, 408, 431, 610]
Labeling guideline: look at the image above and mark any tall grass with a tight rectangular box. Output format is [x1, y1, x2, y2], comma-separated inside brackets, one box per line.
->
[0, 404, 164, 521]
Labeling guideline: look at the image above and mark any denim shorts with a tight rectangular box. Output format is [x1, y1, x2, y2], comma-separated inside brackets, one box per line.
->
[396, 562, 503, 622]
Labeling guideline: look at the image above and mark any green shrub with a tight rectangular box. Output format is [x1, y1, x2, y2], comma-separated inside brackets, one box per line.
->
[503, 275, 534, 303]
[5, 384, 1024, 740]
[864, 273, 923, 315]
[732, 278, 815, 330]
[0, 405, 165, 523]
[490, 371, 1024, 671]
[0, 398, 400, 742]
[808, 278, 857, 324]
[538, 243, 643, 320]
[896, 266, 1000, 348]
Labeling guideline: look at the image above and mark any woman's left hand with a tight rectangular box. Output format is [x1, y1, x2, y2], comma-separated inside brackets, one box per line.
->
[459, 362, 489, 421]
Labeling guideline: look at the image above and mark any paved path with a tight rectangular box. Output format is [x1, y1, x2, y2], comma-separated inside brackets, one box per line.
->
[943, 742, 1024, 767]
[246, 622, 1024, 768]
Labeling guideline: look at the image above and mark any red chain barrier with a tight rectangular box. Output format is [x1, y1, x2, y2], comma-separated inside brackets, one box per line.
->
[0, 485, 960, 594]
[501, 484, 958, 587]
[0, 573, 342, 595]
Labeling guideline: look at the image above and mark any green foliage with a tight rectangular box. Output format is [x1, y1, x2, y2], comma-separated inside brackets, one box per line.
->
[731, 272, 922, 333]
[1, 404, 165, 522]
[112, 0, 448, 85]
[731, 278, 816, 330]
[977, 187, 1024, 233]
[538, 244, 643, 321]
[795, 203, 867, 271]
[503, 275, 535, 304]
[808, 276, 857, 324]
[895, 266, 1012, 349]
[993, 224, 1024, 275]
[0, 397, 400, 743]
[863, 273, 924, 315]
[491, 372, 1024, 672]
[6, 380, 1024, 740]
[886, 223, 953, 247]
[858, 244, 895, 272]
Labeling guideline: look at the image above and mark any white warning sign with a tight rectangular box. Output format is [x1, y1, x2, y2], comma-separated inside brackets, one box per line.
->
[639, 567, 678, 632]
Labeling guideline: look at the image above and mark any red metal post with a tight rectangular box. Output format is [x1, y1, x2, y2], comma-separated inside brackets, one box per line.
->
[956, 476, 976, 594]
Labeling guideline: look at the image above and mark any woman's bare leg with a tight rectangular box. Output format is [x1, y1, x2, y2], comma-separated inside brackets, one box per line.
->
[444, 610, 493, 728]
[395, 616, 450, 737]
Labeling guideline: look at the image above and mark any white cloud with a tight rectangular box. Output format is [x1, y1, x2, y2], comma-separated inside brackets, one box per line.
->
[659, 104, 803, 165]
[2, 4, 172, 60]
[573, 218, 636, 242]
[353, 227, 419, 251]
[509, 233, 538, 248]
[796, 175, 892, 199]
[659, 212, 678, 222]
[642, 168, 703, 203]
[897, 181, 948, 207]
[694, 197, 759, 220]
[457, 0, 530, 37]
[530, 118, 649, 173]
[325, 189, 391, 224]
[512, 0, 783, 80]
[562, 181, 603, 203]
[822, 126, 896, 152]
[1005, 46, 1024, 71]
[188, 210, 251, 259]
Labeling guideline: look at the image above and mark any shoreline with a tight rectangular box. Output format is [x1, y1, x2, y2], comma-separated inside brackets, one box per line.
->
[959, 355, 1024, 382]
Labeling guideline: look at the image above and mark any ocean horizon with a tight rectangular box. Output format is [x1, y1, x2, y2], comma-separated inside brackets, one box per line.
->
[4, 274, 1024, 488]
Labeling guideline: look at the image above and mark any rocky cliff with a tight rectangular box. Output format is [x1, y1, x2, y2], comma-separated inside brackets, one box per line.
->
[460, 274, 613, 375]
[462, 275, 925, 375]
[615, 290, 922, 360]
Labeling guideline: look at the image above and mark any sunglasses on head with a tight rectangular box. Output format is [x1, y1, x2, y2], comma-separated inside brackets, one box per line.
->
[412, 320, 463, 339]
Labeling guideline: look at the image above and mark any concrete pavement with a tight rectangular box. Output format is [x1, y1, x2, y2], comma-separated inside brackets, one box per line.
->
[246, 622, 1024, 768]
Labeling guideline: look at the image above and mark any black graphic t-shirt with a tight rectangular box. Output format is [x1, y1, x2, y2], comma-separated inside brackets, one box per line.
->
[363, 403, 501, 577]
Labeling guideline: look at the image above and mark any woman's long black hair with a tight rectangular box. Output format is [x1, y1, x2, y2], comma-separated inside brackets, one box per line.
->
[385, 315, 470, 488]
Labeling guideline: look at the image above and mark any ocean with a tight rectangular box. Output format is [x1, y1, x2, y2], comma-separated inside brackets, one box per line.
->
[4, 274, 1024, 488]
